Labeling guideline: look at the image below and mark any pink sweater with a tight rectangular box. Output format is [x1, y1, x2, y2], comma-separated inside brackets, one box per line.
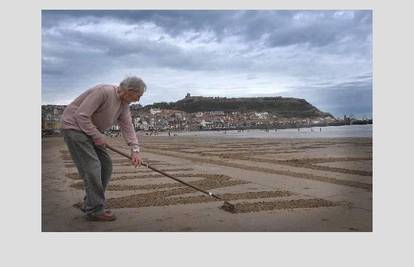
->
[61, 84, 139, 148]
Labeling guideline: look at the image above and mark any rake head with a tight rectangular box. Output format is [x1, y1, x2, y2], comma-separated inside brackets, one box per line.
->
[220, 201, 236, 213]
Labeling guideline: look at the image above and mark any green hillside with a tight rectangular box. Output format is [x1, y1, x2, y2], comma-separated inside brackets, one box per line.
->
[146, 96, 333, 118]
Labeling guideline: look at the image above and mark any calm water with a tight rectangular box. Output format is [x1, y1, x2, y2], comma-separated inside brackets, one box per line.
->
[160, 124, 372, 139]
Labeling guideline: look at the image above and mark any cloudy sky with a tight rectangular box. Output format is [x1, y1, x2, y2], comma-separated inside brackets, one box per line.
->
[42, 10, 372, 118]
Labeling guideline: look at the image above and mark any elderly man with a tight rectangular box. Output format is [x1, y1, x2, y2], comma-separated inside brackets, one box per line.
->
[61, 76, 146, 221]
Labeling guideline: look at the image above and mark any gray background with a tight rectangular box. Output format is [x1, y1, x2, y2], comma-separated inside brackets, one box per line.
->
[1, 0, 412, 266]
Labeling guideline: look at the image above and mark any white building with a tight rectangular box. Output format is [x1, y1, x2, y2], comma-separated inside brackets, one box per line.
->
[150, 108, 162, 115]
[255, 112, 269, 119]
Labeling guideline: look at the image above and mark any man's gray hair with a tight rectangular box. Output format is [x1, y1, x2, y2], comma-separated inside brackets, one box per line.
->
[119, 76, 147, 94]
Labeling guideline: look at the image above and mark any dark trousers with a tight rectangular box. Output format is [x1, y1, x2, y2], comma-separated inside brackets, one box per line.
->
[62, 129, 112, 215]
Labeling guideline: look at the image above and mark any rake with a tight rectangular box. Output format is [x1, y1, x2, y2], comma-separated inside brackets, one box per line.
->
[106, 144, 236, 213]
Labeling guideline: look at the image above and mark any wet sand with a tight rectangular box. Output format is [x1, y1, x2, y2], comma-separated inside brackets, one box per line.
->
[42, 134, 372, 232]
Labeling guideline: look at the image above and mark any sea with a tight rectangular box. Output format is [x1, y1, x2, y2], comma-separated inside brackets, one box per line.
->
[159, 124, 372, 139]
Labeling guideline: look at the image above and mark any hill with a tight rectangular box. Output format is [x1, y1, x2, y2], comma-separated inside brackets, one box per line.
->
[145, 95, 333, 118]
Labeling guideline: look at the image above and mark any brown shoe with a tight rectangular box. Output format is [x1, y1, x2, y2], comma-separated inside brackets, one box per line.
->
[86, 211, 117, 222]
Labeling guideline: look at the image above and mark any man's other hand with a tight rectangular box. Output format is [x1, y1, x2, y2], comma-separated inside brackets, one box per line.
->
[131, 152, 142, 167]
[93, 137, 106, 147]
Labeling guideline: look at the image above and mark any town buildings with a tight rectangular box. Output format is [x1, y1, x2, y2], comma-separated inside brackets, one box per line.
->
[41, 104, 344, 135]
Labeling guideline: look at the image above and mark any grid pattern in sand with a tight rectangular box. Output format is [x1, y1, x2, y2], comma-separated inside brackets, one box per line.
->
[60, 136, 369, 214]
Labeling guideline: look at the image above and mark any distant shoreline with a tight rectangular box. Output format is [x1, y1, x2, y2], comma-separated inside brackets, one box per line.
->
[190, 120, 372, 132]
[152, 124, 372, 139]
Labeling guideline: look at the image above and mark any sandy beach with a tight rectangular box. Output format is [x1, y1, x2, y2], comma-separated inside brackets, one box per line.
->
[42, 133, 372, 232]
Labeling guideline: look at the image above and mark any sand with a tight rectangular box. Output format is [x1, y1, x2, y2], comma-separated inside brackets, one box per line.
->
[42, 134, 372, 232]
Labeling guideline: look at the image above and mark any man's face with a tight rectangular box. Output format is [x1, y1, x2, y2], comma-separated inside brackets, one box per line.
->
[123, 90, 143, 103]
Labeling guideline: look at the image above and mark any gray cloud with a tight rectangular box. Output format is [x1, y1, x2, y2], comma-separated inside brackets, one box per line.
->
[42, 10, 372, 118]
[42, 10, 372, 48]
[279, 77, 372, 118]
